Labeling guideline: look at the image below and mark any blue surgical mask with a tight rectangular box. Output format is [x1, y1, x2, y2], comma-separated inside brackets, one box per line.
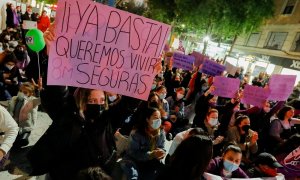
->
[151, 118, 162, 130]
[159, 93, 166, 100]
[223, 159, 239, 172]
[108, 95, 117, 102]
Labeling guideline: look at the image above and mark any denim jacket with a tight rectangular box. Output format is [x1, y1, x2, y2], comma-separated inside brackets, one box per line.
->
[128, 129, 166, 162]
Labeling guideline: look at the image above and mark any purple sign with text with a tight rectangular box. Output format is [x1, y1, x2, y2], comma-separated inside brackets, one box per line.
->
[191, 51, 206, 67]
[212, 76, 240, 98]
[201, 59, 226, 76]
[268, 74, 296, 101]
[241, 85, 270, 108]
[47, 0, 171, 101]
[173, 53, 195, 71]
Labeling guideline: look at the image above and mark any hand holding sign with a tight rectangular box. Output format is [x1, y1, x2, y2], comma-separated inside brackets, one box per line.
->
[44, 23, 56, 55]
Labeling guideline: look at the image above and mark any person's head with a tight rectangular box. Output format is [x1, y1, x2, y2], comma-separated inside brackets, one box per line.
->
[151, 79, 157, 90]
[42, 10, 47, 16]
[263, 101, 271, 113]
[3, 52, 17, 70]
[174, 73, 181, 82]
[73, 88, 107, 119]
[171, 135, 213, 179]
[77, 166, 112, 180]
[206, 108, 219, 127]
[175, 87, 185, 100]
[156, 86, 167, 100]
[26, 5, 32, 14]
[18, 82, 35, 99]
[255, 152, 282, 177]
[145, 107, 161, 131]
[277, 106, 294, 120]
[16, 6, 21, 12]
[222, 145, 242, 172]
[148, 92, 160, 108]
[235, 115, 251, 135]
[106, 91, 118, 103]
[156, 77, 164, 87]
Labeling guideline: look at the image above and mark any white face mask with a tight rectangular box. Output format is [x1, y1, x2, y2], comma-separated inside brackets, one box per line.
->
[263, 107, 271, 113]
[177, 93, 184, 100]
[5, 64, 14, 70]
[108, 95, 117, 102]
[151, 118, 162, 130]
[159, 93, 166, 100]
[209, 118, 218, 126]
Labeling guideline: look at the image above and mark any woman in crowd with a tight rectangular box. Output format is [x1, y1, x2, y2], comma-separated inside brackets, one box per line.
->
[226, 115, 258, 163]
[37, 10, 50, 33]
[269, 105, 296, 152]
[206, 145, 249, 178]
[0, 104, 19, 169]
[155, 86, 169, 119]
[157, 134, 213, 180]
[127, 107, 166, 180]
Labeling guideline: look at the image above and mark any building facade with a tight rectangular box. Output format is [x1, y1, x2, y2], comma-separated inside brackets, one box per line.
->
[229, 0, 300, 83]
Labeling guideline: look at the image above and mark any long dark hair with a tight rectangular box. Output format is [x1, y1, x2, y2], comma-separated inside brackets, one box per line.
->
[277, 105, 294, 120]
[170, 135, 213, 179]
[234, 115, 249, 126]
[135, 107, 159, 136]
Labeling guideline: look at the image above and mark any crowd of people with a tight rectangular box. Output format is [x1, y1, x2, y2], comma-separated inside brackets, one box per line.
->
[0, 3, 300, 180]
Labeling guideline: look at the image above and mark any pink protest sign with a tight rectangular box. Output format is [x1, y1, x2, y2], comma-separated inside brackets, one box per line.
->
[211, 76, 240, 98]
[201, 59, 226, 76]
[191, 51, 206, 67]
[172, 53, 195, 71]
[268, 74, 296, 101]
[241, 85, 270, 108]
[47, 0, 171, 101]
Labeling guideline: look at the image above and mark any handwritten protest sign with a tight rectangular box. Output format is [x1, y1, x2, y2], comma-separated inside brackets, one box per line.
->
[201, 59, 226, 76]
[225, 62, 238, 76]
[191, 51, 207, 67]
[22, 20, 37, 29]
[241, 85, 270, 108]
[172, 53, 194, 71]
[268, 74, 296, 101]
[211, 76, 240, 98]
[47, 0, 171, 100]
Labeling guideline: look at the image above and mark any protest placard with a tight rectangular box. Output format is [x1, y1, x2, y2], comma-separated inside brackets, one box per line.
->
[225, 62, 238, 76]
[268, 74, 296, 101]
[201, 59, 226, 76]
[211, 76, 240, 98]
[47, 0, 171, 100]
[22, 20, 37, 29]
[172, 53, 194, 71]
[241, 85, 270, 108]
[191, 51, 206, 67]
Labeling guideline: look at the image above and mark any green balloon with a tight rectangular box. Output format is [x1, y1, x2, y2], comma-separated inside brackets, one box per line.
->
[25, 28, 46, 52]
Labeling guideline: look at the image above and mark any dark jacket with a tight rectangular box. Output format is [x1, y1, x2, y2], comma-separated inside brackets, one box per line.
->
[6, 7, 14, 28]
[27, 86, 140, 179]
[206, 157, 249, 178]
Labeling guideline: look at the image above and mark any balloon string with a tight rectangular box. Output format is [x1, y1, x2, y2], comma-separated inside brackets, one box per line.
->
[37, 52, 41, 79]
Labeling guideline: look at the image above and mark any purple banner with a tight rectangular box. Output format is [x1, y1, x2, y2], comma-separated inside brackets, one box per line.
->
[173, 53, 195, 71]
[241, 85, 271, 108]
[211, 76, 240, 98]
[201, 59, 226, 76]
[268, 74, 296, 101]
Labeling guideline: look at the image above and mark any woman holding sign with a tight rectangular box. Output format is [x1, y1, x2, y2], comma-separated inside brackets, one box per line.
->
[28, 22, 162, 179]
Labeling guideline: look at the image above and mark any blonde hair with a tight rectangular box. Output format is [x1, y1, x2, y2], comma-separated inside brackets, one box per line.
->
[73, 88, 108, 113]
[20, 82, 35, 95]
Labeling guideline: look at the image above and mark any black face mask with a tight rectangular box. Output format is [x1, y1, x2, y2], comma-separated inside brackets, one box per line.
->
[241, 125, 250, 133]
[84, 104, 104, 122]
